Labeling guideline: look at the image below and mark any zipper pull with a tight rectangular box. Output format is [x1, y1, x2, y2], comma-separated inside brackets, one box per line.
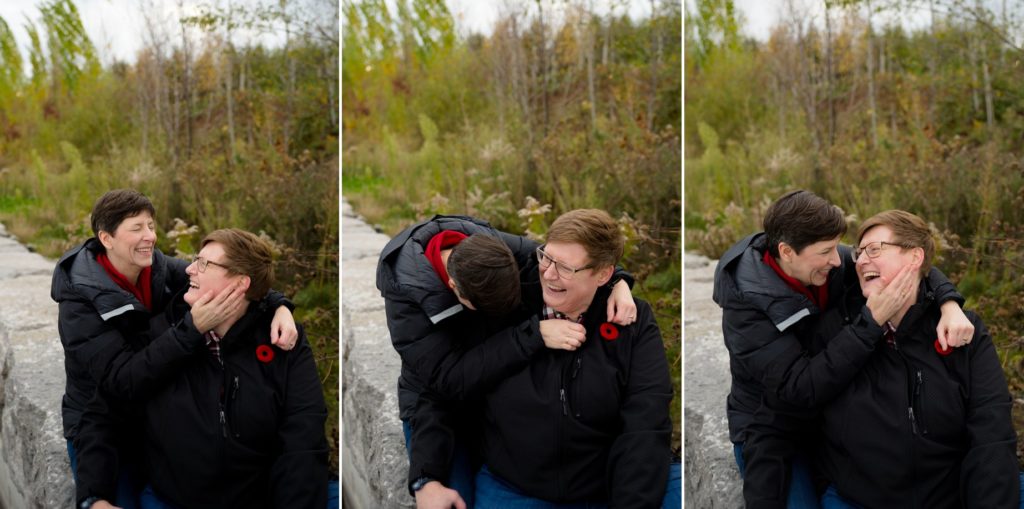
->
[220, 408, 228, 438]
[572, 357, 582, 379]
[908, 407, 918, 435]
[915, 371, 923, 397]
[232, 376, 240, 400]
[559, 388, 568, 416]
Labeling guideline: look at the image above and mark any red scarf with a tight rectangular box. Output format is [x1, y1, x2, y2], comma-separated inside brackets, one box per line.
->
[97, 252, 153, 311]
[425, 230, 468, 286]
[762, 250, 828, 310]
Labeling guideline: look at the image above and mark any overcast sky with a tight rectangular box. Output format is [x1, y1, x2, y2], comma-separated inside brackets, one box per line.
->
[0, 0, 296, 67]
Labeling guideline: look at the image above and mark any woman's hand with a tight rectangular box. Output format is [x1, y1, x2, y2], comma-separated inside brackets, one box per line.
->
[936, 301, 975, 351]
[415, 481, 466, 509]
[865, 264, 917, 326]
[190, 282, 247, 333]
[606, 279, 637, 325]
[540, 319, 587, 351]
[270, 305, 299, 351]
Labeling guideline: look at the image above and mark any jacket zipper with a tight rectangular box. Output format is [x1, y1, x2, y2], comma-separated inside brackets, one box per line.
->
[571, 355, 582, 418]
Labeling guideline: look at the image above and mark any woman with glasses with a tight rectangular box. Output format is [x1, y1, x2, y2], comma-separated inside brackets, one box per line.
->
[714, 190, 974, 508]
[51, 190, 298, 509]
[75, 229, 328, 509]
[376, 214, 637, 508]
[438, 209, 678, 508]
[808, 210, 1019, 507]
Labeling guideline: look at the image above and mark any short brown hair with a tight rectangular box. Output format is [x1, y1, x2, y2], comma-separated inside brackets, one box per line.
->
[546, 209, 624, 270]
[201, 229, 274, 300]
[91, 189, 157, 239]
[857, 210, 933, 278]
[764, 190, 847, 258]
[447, 234, 521, 316]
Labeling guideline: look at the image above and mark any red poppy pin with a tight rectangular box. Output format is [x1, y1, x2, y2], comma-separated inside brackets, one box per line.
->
[599, 323, 619, 341]
[256, 344, 275, 363]
[933, 339, 952, 356]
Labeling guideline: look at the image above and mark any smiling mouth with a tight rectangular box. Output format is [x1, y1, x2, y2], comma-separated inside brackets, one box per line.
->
[188, 281, 199, 289]
[862, 271, 881, 281]
[544, 284, 566, 294]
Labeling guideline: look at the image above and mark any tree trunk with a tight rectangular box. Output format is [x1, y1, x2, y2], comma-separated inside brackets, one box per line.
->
[866, 0, 878, 150]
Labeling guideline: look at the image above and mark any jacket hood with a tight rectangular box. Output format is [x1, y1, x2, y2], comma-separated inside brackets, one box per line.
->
[376, 215, 500, 324]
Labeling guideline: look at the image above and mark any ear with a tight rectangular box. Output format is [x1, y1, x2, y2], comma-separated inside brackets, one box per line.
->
[98, 230, 113, 250]
[595, 265, 614, 286]
[778, 242, 794, 261]
[447, 278, 457, 290]
[910, 246, 925, 266]
[238, 275, 251, 291]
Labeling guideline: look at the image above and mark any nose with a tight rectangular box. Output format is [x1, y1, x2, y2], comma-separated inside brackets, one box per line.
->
[828, 248, 841, 267]
[144, 226, 157, 242]
[186, 260, 198, 276]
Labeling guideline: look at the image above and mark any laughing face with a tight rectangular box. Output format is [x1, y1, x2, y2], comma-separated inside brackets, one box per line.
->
[538, 241, 613, 319]
[777, 236, 842, 287]
[184, 242, 245, 306]
[855, 225, 920, 299]
[99, 211, 157, 282]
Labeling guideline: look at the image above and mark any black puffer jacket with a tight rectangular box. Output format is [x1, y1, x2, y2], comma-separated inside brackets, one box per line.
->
[51, 239, 292, 440]
[376, 215, 549, 419]
[712, 233, 962, 444]
[51, 238, 199, 439]
[75, 293, 328, 508]
[812, 281, 1018, 508]
[475, 280, 672, 508]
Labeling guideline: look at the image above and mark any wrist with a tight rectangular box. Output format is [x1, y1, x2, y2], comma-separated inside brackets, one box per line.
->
[79, 496, 101, 509]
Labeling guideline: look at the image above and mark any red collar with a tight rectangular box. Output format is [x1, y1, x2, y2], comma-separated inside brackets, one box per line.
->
[96, 252, 153, 311]
[424, 231, 468, 288]
[762, 250, 828, 309]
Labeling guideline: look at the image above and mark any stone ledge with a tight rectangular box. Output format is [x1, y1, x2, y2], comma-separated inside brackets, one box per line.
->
[0, 231, 75, 508]
[340, 201, 413, 509]
[683, 253, 743, 507]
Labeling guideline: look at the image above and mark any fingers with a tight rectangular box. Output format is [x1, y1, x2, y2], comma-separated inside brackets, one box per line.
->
[454, 495, 467, 509]
[936, 328, 951, 351]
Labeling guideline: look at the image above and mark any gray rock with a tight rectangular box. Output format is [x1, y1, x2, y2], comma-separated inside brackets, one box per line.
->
[0, 224, 74, 508]
[340, 199, 414, 509]
[684, 253, 743, 507]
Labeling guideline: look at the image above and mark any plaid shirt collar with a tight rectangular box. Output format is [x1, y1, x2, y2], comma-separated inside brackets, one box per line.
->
[205, 330, 223, 364]
[542, 305, 584, 324]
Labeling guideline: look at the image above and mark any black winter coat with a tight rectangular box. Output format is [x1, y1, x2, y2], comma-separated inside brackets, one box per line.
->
[474, 280, 673, 508]
[712, 233, 962, 444]
[51, 239, 292, 440]
[811, 281, 1018, 508]
[75, 293, 328, 508]
[376, 215, 547, 420]
[52, 239, 199, 439]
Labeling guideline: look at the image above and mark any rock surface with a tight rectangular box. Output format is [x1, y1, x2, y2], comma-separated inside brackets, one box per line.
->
[684, 253, 743, 507]
[0, 227, 75, 508]
[340, 200, 414, 509]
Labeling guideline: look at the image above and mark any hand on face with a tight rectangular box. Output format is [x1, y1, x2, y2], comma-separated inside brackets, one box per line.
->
[190, 281, 247, 333]
[864, 263, 919, 326]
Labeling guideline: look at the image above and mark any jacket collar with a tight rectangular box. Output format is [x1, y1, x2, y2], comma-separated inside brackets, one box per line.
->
[52, 238, 170, 321]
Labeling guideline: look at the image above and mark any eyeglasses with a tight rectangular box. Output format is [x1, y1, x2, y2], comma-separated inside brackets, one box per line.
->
[193, 256, 231, 273]
[853, 241, 910, 261]
[536, 246, 596, 280]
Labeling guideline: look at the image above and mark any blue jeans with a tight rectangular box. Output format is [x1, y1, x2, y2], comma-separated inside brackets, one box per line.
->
[820, 473, 1024, 509]
[402, 419, 476, 508]
[734, 442, 819, 509]
[68, 439, 141, 509]
[473, 462, 682, 508]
